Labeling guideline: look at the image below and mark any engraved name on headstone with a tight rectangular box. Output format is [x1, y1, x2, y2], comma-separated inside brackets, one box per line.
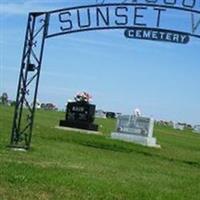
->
[117, 115, 154, 137]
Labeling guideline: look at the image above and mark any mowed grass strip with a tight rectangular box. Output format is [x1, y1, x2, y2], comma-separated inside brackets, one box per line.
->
[0, 105, 200, 200]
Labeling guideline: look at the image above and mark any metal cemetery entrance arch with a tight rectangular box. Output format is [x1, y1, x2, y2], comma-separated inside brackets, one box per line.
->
[10, 3, 200, 149]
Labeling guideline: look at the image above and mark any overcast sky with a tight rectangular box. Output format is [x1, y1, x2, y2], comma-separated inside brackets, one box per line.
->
[0, 0, 200, 125]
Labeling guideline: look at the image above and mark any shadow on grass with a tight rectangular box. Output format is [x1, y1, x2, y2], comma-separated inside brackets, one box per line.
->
[182, 160, 200, 168]
[46, 131, 134, 153]
[38, 130, 200, 169]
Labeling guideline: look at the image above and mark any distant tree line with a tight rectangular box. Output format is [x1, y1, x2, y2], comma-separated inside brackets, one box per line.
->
[0, 92, 16, 106]
[0, 92, 58, 111]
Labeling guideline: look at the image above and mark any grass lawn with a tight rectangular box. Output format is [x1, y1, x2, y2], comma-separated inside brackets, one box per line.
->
[0, 105, 200, 200]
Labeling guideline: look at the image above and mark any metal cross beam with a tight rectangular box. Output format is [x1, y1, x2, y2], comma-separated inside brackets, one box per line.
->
[9, 12, 49, 150]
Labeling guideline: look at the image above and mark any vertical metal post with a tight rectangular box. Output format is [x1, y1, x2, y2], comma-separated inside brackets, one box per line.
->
[9, 12, 49, 150]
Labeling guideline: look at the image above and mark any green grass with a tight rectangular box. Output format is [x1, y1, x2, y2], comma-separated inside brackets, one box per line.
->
[0, 105, 200, 200]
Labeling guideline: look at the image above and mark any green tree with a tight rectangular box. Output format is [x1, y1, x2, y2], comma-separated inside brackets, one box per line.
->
[0, 92, 8, 105]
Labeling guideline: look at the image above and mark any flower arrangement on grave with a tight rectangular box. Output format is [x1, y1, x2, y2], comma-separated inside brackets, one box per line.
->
[74, 92, 92, 104]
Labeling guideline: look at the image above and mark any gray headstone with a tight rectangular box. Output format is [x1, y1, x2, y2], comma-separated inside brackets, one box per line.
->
[111, 115, 160, 148]
[193, 125, 200, 133]
[116, 115, 154, 137]
[173, 123, 184, 131]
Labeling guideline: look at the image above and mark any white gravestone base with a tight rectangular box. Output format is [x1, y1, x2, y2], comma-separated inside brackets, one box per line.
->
[55, 126, 102, 135]
[111, 132, 159, 147]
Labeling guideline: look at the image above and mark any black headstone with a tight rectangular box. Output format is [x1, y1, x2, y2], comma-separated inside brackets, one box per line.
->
[59, 102, 98, 131]
[106, 112, 116, 119]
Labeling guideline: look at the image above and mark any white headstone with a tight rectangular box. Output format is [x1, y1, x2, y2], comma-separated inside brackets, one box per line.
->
[95, 110, 106, 118]
[193, 125, 200, 133]
[173, 123, 184, 131]
[111, 115, 160, 148]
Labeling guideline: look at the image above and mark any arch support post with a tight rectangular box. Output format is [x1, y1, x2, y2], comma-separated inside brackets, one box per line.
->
[9, 12, 49, 150]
